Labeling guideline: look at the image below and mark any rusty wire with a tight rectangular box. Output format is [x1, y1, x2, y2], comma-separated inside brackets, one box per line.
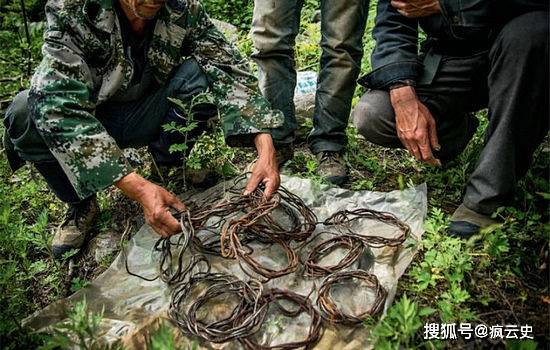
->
[239, 289, 323, 350]
[323, 208, 411, 247]
[185, 177, 316, 281]
[245, 186, 318, 242]
[317, 270, 387, 324]
[169, 271, 267, 343]
[122, 176, 416, 346]
[125, 178, 315, 282]
[123, 210, 202, 284]
[218, 198, 300, 280]
[304, 234, 365, 277]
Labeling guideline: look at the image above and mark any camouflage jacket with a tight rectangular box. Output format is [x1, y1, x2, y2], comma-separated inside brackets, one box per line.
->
[29, 0, 282, 200]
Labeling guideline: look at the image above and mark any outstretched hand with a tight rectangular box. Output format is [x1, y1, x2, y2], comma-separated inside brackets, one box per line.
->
[390, 86, 441, 166]
[116, 172, 186, 237]
[243, 133, 280, 198]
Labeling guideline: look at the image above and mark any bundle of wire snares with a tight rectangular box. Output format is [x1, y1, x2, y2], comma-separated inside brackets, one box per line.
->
[239, 289, 323, 350]
[317, 270, 387, 324]
[123, 210, 206, 285]
[122, 175, 413, 347]
[323, 208, 411, 247]
[192, 183, 317, 251]
[169, 271, 323, 347]
[188, 177, 316, 280]
[124, 175, 316, 282]
[169, 271, 267, 343]
[163, 180, 322, 347]
[304, 234, 365, 277]
[218, 198, 300, 280]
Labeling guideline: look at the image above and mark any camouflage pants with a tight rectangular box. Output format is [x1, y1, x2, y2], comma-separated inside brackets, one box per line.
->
[3, 59, 215, 203]
[251, 0, 369, 153]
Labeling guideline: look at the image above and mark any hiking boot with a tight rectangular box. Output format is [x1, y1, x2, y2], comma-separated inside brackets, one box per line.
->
[315, 151, 348, 186]
[52, 196, 99, 259]
[276, 144, 294, 168]
[448, 203, 498, 239]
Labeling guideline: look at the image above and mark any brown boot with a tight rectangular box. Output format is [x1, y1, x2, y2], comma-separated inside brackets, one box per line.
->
[52, 196, 99, 259]
[315, 151, 348, 185]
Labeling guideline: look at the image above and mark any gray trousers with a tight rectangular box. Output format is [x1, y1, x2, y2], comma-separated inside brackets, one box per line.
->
[251, 0, 369, 153]
[352, 11, 549, 214]
[3, 59, 215, 203]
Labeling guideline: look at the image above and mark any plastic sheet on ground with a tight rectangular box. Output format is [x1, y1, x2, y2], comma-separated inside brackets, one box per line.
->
[24, 175, 427, 349]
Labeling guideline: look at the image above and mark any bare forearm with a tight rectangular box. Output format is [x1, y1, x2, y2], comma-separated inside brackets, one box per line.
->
[115, 172, 186, 237]
[389, 85, 441, 165]
[390, 85, 418, 106]
[253, 133, 276, 158]
[244, 133, 280, 197]
[115, 172, 149, 201]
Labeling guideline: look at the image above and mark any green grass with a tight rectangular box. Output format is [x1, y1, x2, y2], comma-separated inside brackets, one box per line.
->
[1, 0, 548, 348]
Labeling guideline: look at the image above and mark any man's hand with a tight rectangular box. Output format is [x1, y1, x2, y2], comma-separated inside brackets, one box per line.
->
[116, 172, 186, 237]
[244, 133, 280, 198]
[390, 86, 441, 166]
[390, 0, 441, 18]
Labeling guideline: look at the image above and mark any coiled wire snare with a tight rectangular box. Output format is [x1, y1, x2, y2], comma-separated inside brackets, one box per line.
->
[323, 208, 411, 247]
[304, 234, 366, 277]
[239, 289, 323, 350]
[169, 272, 266, 343]
[317, 270, 387, 324]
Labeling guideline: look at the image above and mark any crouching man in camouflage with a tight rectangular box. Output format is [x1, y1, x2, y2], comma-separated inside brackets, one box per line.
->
[3, 0, 283, 258]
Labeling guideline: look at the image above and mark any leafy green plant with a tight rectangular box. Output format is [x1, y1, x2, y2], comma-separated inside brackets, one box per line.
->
[408, 208, 475, 322]
[481, 224, 510, 260]
[147, 323, 199, 350]
[505, 339, 539, 350]
[295, 22, 322, 70]
[163, 93, 238, 184]
[164, 95, 206, 156]
[188, 130, 238, 175]
[70, 277, 91, 293]
[346, 127, 390, 190]
[0, 163, 64, 348]
[367, 294, 437, 350]
[202, 0, 254, 30]
[40, 298, 104, 350]
[148, 324, 179, 350]
[351, 178, 375, 191]
[163, 93, 237, 177]
[236, 32, 254, 57]
[285, 152, 327, 186]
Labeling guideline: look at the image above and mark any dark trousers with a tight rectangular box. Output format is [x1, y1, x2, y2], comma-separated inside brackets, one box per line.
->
[352, 11, 549, 214]
[251, 0, 369, 153]
[3, 59, 215, 203]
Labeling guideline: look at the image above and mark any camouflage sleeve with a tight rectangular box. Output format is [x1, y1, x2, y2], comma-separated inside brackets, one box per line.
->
[186, 1, 283, 147]
[28, 6, 132, 200]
